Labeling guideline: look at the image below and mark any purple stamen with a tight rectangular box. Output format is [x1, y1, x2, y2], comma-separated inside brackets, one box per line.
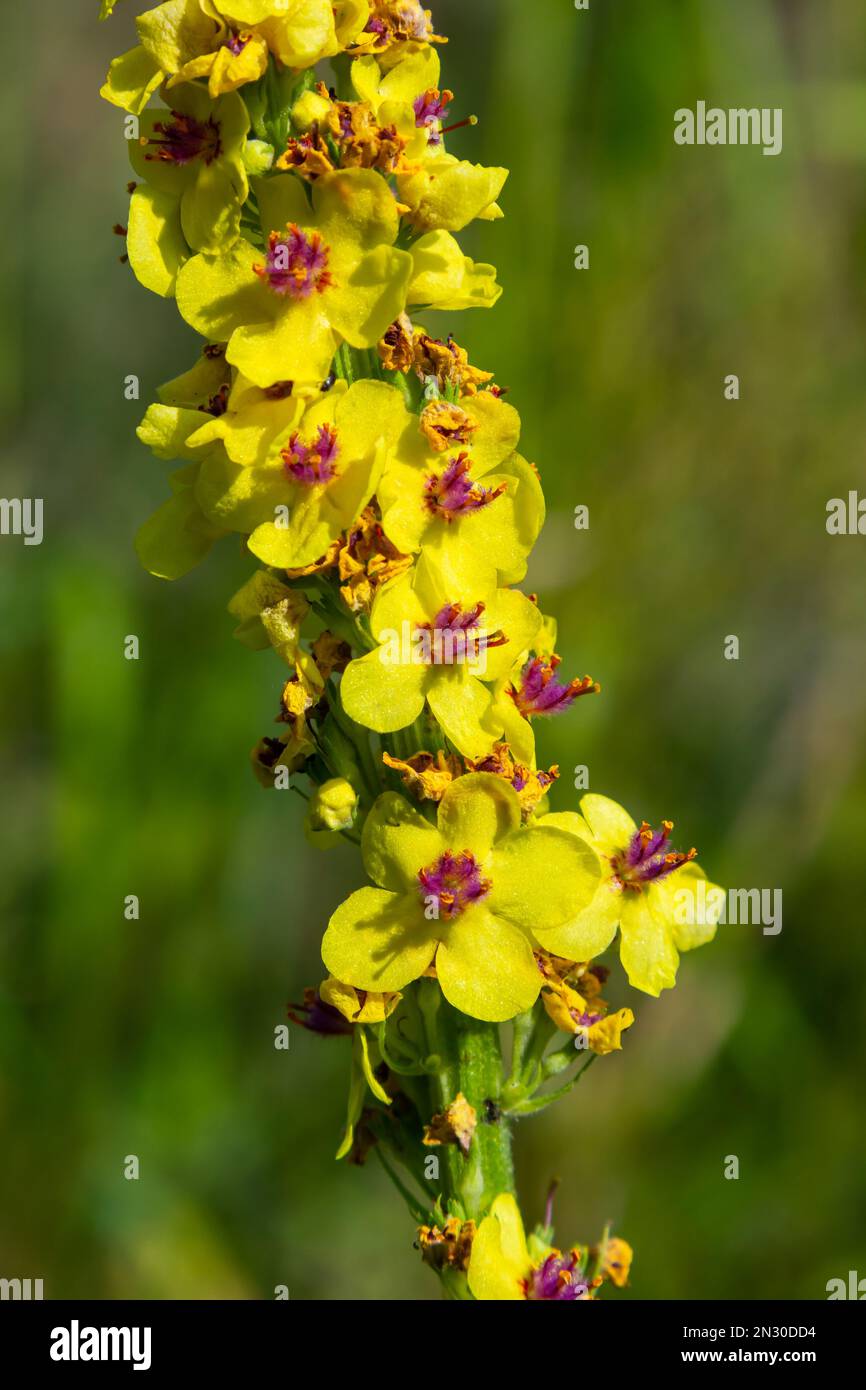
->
[254, 225, 333, 300]
[612, 821, 697, 890]
[414, 88, 453, 145]
[145, 112, 222, 166]
[424, 455, 505, 520]
[282, 424, 340, 485]
[576, 1010, 603, 1028]
[224, 31, 250, 56]
[511, 657, 599, 719]
[417, 850, 490, 920]
[287, 989, 352, 1037]
[524, 1252, 590, 1301]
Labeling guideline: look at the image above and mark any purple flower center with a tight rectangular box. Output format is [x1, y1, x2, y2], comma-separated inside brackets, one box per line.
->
[145, 112, 222, 166]
[281, 424, 340, 485]
[415, 601, 507, 666]
[414, 88, 452, 144]
[424, 455, 505, 520]
[524, 1252, 590, 1301]
[287, 989, 352, 1037]
[610, 821, 697, 891]
[254, 224, 333, 300]
[576, 1010, 603, 1028]
[418, 850, 490, 920]
[510, 657, 598, 718]
[224, 31, 250, 56]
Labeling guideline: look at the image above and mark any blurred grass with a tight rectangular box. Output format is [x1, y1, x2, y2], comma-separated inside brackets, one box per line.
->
[0, 0, 864, 1299]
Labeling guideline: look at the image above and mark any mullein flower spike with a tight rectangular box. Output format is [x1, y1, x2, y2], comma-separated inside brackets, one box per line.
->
[102, 0, 721, 1299]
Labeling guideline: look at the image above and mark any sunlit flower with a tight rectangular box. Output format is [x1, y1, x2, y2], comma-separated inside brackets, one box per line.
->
[378, 392, 543, 583]
[468, 1195, 597, 1302]
[128, 86, 250, 252]
[175, 169, 413, 386]
[195, 379, 406, 566]
[340, 548, 542, 758]
[535, 796, 722, 996]
[321, 774, 601, 1020]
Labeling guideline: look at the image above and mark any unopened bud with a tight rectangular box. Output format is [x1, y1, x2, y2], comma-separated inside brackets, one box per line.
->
[305, 778, 358, 845]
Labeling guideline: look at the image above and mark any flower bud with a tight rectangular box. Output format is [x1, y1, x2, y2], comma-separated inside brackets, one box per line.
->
[305, 778, 358, 845]
[243, 138, 275, 175]
[291, 90, 332, 133]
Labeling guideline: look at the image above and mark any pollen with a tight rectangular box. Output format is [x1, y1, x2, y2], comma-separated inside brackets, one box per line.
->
[254, 225, 334, 300]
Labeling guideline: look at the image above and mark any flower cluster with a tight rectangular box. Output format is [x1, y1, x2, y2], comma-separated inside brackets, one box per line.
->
[102, 0, 721, 1300]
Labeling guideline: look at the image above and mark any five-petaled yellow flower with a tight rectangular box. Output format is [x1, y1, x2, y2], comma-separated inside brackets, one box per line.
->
[176, 169, 413, 386]
[340, 547, 542, 757]
[195, 378, 406, 566]
[321, 774, 601, 1021]
[536, 795, 722, 996]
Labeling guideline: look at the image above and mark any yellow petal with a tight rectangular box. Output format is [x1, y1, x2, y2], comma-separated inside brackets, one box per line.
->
[427, 671, 500, 759]
[436, 906, 541, 1022]
[321, 886, 437, 993]
[579, 793, 638, 856]
[361, 792, 444, 892]
[126, 185, 188, 297]
[175, 239, 268, 339]
[489, 826, 602, 936]
[100, 45, 163, 114]
[619, 895, 680, 996]
[437, 773, 521, 856]
[467, 1194, 529, 1301]
[340, 649, 428, 733]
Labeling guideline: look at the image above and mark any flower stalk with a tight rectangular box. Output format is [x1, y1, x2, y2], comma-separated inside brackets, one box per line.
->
[101, 0, 723, 1300]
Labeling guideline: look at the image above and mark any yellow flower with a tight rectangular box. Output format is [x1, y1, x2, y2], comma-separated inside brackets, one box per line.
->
[184, 373, 320, 467]
[321, 774, 601, 1021]
[128, 86, 250, 253]
[467, 1195, 594, 1301]
[377, 390, 543, 584]
[318, 975, 401, 1024]
[100, 0, 369, 112]
[539, 973, 635, 1056]
[408, 230, 501, 311]
[349, 0, 446, 68]
[339, 547, 542, 758]
[175, 170, 413, 386]
[536, 795, 722, 997]
[397, 152, 508, 232]
[195, 379, 406, 567]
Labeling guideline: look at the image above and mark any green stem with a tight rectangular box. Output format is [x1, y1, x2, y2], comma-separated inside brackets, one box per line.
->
[453, 1010, 515, 1216]
[418, 983, 515, 1220]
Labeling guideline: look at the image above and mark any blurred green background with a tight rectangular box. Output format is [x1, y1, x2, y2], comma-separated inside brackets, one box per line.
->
[1, 0, 865, 1299]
